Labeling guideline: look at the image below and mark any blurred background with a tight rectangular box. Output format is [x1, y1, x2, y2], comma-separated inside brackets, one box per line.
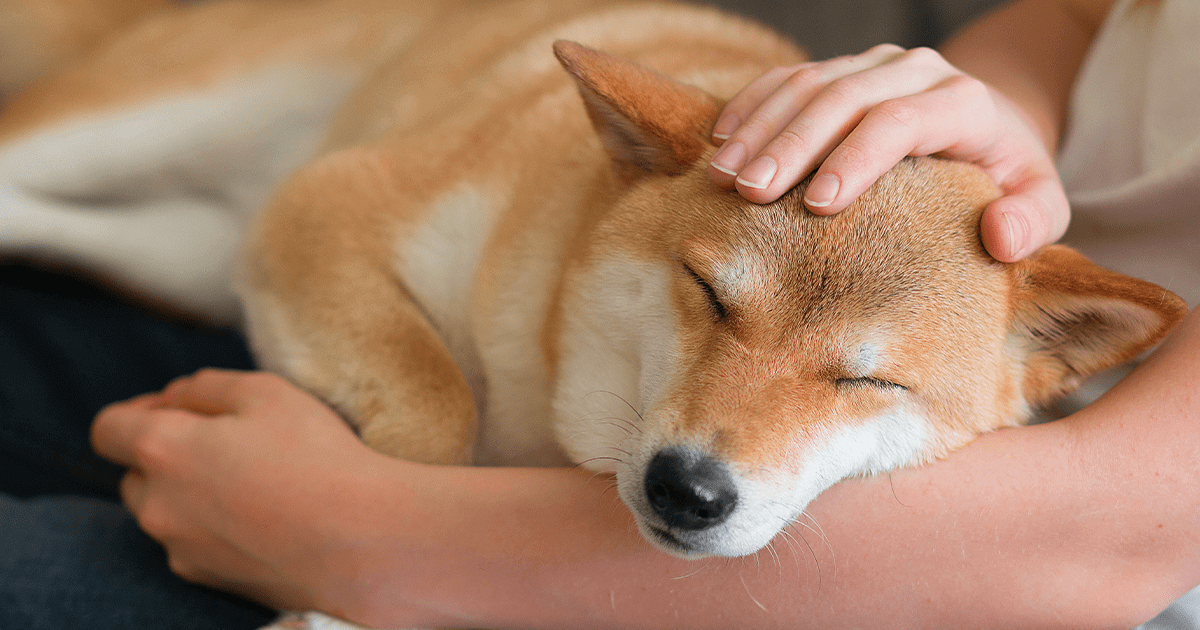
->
[707, 0, 1005, 59]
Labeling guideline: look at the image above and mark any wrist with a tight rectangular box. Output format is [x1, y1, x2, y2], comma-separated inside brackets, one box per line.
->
[941, 0, 1096, 152]
[280, 449, 440, 625]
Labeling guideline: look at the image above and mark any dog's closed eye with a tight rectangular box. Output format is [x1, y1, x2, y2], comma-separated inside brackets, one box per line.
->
[835, 376, 909, 392]
[683, 263, 729, 320]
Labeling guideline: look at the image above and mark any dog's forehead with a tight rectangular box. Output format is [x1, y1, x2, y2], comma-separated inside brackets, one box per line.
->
[717, 166, 990, 286]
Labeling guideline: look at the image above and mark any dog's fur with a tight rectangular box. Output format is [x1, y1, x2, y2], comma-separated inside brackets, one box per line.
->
[0, 0, 1188, 626]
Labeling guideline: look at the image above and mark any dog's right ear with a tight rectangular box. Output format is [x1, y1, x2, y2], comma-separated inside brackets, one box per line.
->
[1008, 245, 1189, 404]
[553, 40, 721, 183]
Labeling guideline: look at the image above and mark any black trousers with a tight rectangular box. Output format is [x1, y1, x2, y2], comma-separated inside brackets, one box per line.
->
[0, 264, 273, 630]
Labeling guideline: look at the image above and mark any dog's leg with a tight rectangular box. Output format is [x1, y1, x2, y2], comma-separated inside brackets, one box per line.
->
[239, 235, 480, 465]
[241, 197, 477, 630]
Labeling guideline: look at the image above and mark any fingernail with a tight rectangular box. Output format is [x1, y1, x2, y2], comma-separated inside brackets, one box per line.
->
[736, 156, 777, 189]
[1001, 210, 1030, 259]
[804, 173, 840, 208]
[711, 114, 740, 141]
[709, 141, 748, 176]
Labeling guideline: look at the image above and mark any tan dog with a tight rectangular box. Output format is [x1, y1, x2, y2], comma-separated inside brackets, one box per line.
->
[0, 0, 1187, 627]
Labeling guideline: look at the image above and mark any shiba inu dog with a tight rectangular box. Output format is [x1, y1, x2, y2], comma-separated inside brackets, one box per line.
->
[0, 0, 1187, 627]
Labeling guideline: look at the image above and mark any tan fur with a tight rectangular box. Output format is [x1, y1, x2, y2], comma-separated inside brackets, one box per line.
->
[1, 0, 1187, 574]
[0, 0, 168, 94]
[0, 0, 446, 142]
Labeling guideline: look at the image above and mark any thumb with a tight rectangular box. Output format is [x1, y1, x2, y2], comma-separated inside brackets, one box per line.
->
[158, 369, 263, 417]
[979, 174, 1070, 262]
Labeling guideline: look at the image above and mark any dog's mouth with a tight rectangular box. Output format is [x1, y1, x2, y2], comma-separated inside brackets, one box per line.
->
[646, 525, 699, 555]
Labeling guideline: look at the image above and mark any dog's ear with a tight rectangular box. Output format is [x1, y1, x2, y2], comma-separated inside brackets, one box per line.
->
[1008, 244, 1188, 404]
[553, 40, 721, 182]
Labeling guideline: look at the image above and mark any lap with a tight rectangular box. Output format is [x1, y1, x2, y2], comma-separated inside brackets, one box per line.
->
[0, 264, 255, 498]
[0, 264, 269, 629]
[0, 493, 272, 630]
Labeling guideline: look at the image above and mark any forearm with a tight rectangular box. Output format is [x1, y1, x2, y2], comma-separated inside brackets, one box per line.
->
[339, 308, 1199, 630]
[115, 312, 1197, 629]
[940, 0, 1112, 151]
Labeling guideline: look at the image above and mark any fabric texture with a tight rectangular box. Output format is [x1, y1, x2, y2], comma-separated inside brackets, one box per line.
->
[1057, 0, 1200, 308]
[0, 265, 271, 630]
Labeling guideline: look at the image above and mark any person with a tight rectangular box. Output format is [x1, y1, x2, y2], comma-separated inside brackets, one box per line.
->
[10, 0, 1200, 628]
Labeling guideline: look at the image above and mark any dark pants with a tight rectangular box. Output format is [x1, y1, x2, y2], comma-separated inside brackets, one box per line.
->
[0, 264, 273, 630]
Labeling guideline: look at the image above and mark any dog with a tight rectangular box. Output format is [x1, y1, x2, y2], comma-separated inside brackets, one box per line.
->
[0, 0, 1188, 627]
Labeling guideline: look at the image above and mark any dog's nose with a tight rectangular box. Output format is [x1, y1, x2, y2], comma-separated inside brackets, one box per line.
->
[644, 446, 738, 530]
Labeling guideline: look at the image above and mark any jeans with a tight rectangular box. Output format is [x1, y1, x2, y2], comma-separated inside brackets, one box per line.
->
[0, 264, 273, 629]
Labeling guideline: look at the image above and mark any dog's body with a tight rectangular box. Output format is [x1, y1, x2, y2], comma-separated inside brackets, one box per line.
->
[0, 0, 1188, 626]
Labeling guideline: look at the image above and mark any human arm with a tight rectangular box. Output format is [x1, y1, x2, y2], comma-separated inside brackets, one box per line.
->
[707, 0, 1115, 261]
[93, 305, 1200, 629]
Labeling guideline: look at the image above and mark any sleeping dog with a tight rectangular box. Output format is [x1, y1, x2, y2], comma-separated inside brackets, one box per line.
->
[0, 0, 1186, 627]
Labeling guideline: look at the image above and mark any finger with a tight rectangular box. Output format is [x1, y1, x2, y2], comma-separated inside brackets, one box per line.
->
[980, 175, 1070, 262]
[732, 48, 961, 204]
[94, 396, 206, 471]
[119, 470, 148, 513]
[711, 63, 810, 142]
[800, 73, 996, 213]
[92, 397, 161, 467]
[159, 368, 257, 416]
[709, 45, 905, 188]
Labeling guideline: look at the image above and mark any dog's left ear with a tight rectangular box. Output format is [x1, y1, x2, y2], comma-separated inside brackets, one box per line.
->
[553, 40, 721, 182]
[1009, 244, 1188, 404]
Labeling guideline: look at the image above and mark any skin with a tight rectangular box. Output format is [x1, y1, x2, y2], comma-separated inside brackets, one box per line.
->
[94, 307, 1200, 629]
[708, 0, 1111, 261]
[89, 0, 1200, 627]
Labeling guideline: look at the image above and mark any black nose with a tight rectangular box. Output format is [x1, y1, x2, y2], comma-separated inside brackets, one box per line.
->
[644, 446, 738, 531]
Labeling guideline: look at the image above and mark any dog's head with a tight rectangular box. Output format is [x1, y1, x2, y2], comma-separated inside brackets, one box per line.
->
[549, 42, 1188, 558]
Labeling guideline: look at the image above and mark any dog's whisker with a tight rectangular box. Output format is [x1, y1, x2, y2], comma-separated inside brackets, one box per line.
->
[797, 510, 835, 559]
[739, 574, 769, 613]
[669, 560, 711, 580]
[568, 411, 642, 442]
[602, 445, 633, 457]
[584, 390, 645, 425]
[594, 419, 634, 436]
[760, 502, 826, 589]
[574, 456, 628, 470]
[887, 472, 911, 507]
[764, 540, 782, 576]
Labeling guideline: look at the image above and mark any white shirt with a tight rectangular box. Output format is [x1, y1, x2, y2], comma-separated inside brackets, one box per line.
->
[1057, 0, 1200, 308]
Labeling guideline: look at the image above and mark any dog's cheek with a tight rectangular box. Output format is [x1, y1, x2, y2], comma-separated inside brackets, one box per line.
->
[551, 255, 681, 470]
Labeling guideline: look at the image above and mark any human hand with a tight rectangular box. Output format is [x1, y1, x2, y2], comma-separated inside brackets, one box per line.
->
[90, 369, 405, 619]
[707, 44, 1069, 262]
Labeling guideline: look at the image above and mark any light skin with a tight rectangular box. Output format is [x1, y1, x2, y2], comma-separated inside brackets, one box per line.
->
[94, 308, 1200, 629]
[709, 0, 1108, 262]
[89, 0, 1200, 627]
